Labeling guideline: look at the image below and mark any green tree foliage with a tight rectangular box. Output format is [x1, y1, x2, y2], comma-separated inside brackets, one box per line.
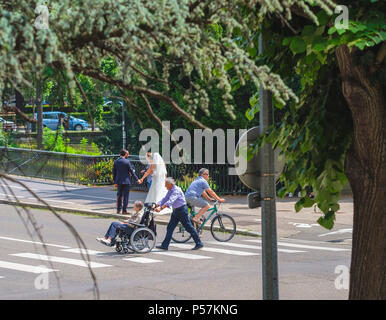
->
[244, 1, 385, 229]
[0, 0, 336, 130]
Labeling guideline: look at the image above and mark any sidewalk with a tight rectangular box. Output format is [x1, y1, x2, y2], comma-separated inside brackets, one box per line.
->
[0, 176, 354, 240]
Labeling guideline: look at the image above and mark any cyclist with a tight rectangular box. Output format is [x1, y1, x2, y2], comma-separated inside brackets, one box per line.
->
[185, 168, 225, 224]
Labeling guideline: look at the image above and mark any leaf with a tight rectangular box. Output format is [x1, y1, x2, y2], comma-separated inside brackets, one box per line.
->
[317, 211, 335, 230]
[328, 26, 337, 35]
[295, 198, 305, 212]
[277, 186, 287, 198]
[247, 46, 257, 58]
[303, 197, 315, 208]
[282, 37, 292, 46]
[316, 10, 329, 26]
[224, 61, 233, 71]
[312, 36, 328, 52]
[290, 36, 307, 54]
[301, 25, 316, 36]
[245, 105, 260, 121]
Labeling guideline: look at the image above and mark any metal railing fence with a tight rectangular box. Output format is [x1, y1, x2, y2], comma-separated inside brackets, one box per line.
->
[0, 147, 251, 194]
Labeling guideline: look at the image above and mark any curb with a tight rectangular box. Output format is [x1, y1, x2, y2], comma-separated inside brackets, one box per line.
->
[0, 199, 261, 238]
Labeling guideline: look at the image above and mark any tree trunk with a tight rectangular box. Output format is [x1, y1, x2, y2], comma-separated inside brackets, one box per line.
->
[336, 45, 386, 299]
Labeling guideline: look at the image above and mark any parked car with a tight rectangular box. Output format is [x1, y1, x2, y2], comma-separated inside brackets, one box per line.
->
[34, 112, 89, 131]
[0, 117, 16, 132]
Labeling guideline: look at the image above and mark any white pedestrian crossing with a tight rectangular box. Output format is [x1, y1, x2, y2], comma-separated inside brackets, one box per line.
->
[207, 241, 306, 253]
[0, 260, 58, 274]
[243, 239, 350, 252]
[10, 253, 112, 268]
[0, 233, 351, 279]
[123, 257, 163, 264]
[152, 250, 212, 260]
[61, 248, 105, 255]
[169, 243, 259, 256]
[0, 236, 71, 249]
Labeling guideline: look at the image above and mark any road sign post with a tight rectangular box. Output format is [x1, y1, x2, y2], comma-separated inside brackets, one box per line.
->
[259, 33, 279, 300]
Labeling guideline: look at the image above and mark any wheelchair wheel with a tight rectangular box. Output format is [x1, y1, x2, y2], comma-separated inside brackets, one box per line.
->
[130, 227, 156, 253]
[171, 222, 192, 243]
[115, 242, 122, 253]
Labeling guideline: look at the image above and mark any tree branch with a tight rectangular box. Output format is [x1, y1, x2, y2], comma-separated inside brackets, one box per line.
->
[67, 64, 209, 129]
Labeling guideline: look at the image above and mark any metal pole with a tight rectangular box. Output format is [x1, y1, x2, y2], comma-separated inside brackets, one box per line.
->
[122, 102, 126, 150]
[259, 33, 279, 300]
[36, 75, 43, 150]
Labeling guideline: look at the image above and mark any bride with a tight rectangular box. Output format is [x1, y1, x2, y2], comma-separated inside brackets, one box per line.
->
[139, 152, 172, 215]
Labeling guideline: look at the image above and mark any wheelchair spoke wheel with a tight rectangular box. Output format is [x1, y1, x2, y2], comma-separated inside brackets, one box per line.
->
[210, 214, 236, 242]
[171, 222, 192, 243]
[115, 242, 122, 253]
[130, 228, 156, 253]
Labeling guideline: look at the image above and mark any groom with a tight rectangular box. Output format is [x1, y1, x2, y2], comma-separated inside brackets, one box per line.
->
[113, 149, 140, 214]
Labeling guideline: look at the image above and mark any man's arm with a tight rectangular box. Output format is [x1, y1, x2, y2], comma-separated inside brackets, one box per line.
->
[205, 188, 225, 202]
[113, 162, 117, 186]
[201, 190, 215, 202]
[155, 189, 174, 211]
[127, 160, 139, 181]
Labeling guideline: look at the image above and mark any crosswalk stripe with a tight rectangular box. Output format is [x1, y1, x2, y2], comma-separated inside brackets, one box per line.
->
[10, 253, 112, 268]
[244, 240, 350, 252]
[152, 250, 212, 260]
[123, 257, 163, 264]
[169, 243, 258, 256]
[0, 260, 58, 273]
[207, 241, 306, 253]
[0, 236, 71, 249]
[61, 248, 105, 255]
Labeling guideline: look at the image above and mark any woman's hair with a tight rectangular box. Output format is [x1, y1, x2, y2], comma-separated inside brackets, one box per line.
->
[146, 152, 153, 159]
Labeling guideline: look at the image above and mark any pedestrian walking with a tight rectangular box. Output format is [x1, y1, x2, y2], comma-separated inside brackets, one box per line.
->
[155, 177, 203, 251]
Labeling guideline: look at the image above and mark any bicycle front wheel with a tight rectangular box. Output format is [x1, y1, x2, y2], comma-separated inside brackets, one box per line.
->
[171, 222, 192, 243]
[210, 214, 236, 242]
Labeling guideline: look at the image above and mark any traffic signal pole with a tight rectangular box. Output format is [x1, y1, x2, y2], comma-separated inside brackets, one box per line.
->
[259, 33, 279, 300]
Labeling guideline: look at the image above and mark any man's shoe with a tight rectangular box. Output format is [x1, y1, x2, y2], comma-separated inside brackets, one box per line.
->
[156, 245, 168, 251]
[192, 243, 204, 250]
[122, 212, 129, 215]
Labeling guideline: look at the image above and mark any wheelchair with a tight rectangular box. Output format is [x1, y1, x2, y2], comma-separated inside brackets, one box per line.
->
[114, 202, 157, 254]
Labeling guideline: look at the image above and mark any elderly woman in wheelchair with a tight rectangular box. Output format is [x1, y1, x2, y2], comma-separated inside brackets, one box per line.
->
[96, 201, 157, 253]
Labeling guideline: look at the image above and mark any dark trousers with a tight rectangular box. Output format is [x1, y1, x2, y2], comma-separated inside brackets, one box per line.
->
[161, 205, 203, 248]
[105, 222, 134, 240]
[116, 184, 130, 213]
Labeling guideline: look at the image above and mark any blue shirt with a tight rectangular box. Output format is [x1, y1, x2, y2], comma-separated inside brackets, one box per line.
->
[158, 185, 186, 209]
[185, 176, 210, 198]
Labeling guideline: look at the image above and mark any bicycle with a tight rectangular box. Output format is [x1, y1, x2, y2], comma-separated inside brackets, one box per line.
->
[171, 201, 236, 243]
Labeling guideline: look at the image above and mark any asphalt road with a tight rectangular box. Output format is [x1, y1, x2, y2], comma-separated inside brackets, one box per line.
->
[0, 204, 351, 300]
[0, 176, 354, 243]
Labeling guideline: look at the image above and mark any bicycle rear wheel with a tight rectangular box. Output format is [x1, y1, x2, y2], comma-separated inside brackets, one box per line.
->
[171, 222, 192, 243]
[210, 214, 236, 242]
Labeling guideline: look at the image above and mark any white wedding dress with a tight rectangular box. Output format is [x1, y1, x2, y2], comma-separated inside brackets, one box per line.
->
[145, 153, 172, 215]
